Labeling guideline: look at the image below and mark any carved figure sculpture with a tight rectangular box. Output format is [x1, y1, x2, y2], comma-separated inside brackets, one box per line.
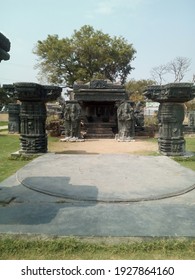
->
[117, 102, 135, 139]
[134, 101, 144, 128]
[188, 111, 195, 128]
[64, 102, 81, 138]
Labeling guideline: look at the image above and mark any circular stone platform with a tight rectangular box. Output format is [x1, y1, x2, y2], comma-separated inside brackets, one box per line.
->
[16, 153, 195, 202]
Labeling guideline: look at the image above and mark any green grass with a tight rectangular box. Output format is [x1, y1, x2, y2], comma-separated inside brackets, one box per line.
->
[173, 138, 195, 171]
[0, 134, 32, 182]
[0, 236, 195, 260]
[146, 137, 195, 171]
[0, 121, 8, 126]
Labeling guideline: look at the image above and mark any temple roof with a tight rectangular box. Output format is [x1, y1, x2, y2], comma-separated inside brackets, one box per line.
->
[73, 80, 128, 102]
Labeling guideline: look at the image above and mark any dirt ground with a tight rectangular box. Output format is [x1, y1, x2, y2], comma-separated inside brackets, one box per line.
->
[48, 138, 158, 155]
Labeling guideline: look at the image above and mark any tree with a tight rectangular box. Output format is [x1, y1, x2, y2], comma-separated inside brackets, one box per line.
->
[125, 79, 156, 102]
[167, 56, 191, 82]
[33, 25, 136, 86]
[150, 56, 191, 84]
[150, 64, 168, 85]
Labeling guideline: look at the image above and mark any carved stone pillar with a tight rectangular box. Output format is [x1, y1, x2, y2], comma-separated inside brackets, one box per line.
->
[20, 101, 47, 153]
[144, 83, 195, 156]
[8, 103, 20, 133]
[13, 83, 61, 153]
[158, 103, 185, 155]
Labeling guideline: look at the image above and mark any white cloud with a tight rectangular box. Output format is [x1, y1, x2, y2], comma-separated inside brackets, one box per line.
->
[96, 1, 115, 15]
[95, 0, 143, 16]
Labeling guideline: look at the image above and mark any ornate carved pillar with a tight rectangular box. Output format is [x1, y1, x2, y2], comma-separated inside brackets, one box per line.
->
[144, 83, 195, 156]
[12, 83, 61, 153]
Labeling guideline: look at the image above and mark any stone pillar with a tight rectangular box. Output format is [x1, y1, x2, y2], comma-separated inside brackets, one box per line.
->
[158, 103, 185, 155]
[12, 83, 61, 154]
[20, 101, 47, 153]
[144, 83, 195, 156]
[8, 103, 20, 133]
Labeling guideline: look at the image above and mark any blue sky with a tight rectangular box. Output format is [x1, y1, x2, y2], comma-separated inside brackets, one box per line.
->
[1, 0, 194, 85]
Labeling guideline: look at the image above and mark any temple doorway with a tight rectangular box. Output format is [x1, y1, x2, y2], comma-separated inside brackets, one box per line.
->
[81, 101, 117, 138]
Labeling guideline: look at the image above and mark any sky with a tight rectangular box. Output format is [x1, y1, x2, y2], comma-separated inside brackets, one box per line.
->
[1, 0, 195, 86]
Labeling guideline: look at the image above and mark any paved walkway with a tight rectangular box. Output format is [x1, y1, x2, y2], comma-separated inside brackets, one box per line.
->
[0, 153, 195, 237]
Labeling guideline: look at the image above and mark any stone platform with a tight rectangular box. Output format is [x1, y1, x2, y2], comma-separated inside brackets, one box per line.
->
[16, 154, 195, 202]
[0, 153, 195, 237]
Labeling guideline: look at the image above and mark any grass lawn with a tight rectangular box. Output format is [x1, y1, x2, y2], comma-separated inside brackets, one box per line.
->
[0, 134, 32, 182]
[0, 121, 8, 126]
[0, 236, 195, 260]
[172, 138, 195, 171]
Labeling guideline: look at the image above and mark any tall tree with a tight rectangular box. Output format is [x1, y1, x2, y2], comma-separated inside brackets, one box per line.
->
[33, 25, 136, 86]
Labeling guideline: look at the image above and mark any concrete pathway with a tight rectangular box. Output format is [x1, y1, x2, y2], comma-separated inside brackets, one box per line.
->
[0, 153, 195, 237]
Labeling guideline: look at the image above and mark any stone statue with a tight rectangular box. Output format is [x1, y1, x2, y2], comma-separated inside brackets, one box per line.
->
[64, 104, 71, 137]
[8, 103, 20, 133]
[117, 102, 135, 140]
[63, 102, 81, 139]
[188, 111, 195, 128]
[134, 101, 144, 128]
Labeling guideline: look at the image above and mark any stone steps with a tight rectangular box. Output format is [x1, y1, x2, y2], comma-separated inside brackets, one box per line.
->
[86, 122, 115, 138]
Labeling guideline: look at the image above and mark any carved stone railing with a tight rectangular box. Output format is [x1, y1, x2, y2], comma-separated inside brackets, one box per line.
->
[144, 83, 195, 156]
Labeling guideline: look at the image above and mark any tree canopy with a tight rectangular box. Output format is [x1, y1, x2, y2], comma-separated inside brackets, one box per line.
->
[125, 79, 156, 102]
[33, 25, 136, 86]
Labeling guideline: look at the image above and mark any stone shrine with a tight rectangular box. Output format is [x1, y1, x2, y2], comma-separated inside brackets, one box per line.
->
[144, 83, 195, 156]
[72, 80, 136, 140]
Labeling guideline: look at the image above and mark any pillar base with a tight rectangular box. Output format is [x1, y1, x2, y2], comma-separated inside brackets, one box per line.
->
[20, 135, 47, 154]
[158, 138, 185, 156]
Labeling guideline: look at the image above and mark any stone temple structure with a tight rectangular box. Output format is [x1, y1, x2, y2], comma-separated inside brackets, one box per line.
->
[144, 83, 195, 156]
[70, 79, 136, 140]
